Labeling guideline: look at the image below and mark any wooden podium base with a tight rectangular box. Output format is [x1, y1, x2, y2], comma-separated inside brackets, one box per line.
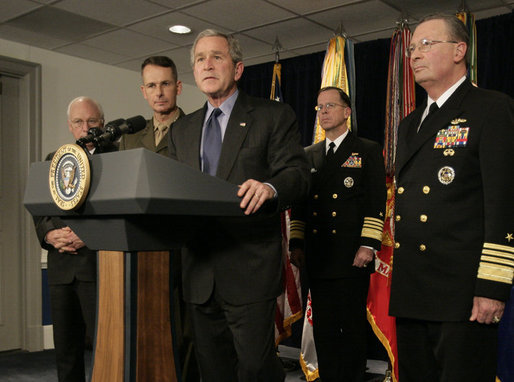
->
[91, 250, 178, 382]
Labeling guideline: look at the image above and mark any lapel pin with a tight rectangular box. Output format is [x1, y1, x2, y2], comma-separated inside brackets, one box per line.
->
[240, 122, 246, 127]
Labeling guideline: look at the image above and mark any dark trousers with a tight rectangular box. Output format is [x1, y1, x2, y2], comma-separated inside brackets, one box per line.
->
[188, 292, 284, 382]
[49, 279, 96, 382]
[310, 276, 370, 382]
[396, 317, 498, 382]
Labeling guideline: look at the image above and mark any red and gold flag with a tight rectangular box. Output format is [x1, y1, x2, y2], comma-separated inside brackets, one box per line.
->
[366, 21, 415, 382]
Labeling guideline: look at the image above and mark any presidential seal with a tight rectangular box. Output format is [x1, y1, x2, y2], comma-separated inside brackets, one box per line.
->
[49, 143, 91, 210]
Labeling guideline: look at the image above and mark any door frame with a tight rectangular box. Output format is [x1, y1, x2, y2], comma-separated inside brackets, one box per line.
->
[0, 55, 43, 351]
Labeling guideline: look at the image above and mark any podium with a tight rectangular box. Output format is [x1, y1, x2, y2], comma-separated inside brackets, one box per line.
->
[24, 148, 245, 382]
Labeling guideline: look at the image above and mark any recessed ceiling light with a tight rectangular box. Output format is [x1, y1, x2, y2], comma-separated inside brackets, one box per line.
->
[169, 25, 191, 34]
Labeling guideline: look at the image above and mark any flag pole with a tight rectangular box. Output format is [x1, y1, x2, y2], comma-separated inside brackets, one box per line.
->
[270, 37, 304, 358]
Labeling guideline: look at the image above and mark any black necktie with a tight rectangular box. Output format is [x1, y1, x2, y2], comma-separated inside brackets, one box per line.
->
[418, 102, 439, 132]
[326, 141, 336, 162]
[203, 108, 222, 176]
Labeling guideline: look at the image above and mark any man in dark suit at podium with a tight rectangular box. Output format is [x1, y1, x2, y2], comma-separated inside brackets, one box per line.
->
[168, 29, 310, 382]
[34, 96, 116, 382]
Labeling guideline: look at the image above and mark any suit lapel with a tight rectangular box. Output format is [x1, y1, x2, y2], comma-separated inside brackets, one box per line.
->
[155, 135, 167, 152]
[216, 93, 252, 180]
[396, 107, 423, 173]
[309, 141, 325, 171]
[183, 108, 206, 170]
[141, 120, 156, 151]
[334, 132, 356, 167]
[396, 80, 472, 174]
[315, 133, 356, 186]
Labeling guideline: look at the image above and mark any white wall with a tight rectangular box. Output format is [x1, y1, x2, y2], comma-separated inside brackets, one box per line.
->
[0, 37, 205, 157]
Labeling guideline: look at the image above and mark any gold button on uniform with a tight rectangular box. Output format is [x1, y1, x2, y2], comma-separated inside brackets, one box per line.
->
[395, 215, 401, 222]
[313, 212, 318, 216]
[398, 187, 405, 194]
[419, 244, 426, 251]
[332, 211, 337, 217]
[420, 214, 428, 222]
[312, 229, 318, 234]
[332, 230, 337, 234]
[423, 186, 430, 194]
[313, 194, 319, 200]
[394, 242, 400, 249]
[332, 193, 338, 199]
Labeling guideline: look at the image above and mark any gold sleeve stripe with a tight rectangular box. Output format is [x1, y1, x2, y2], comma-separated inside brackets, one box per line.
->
[361, 217, 384, 241]
[477, 263, 513, 284]
[290, 220, 306, 240]
[361, 227, 383, 241]
[480, 255, 514, 267]
[482, 249, 514, 260]
[364, 217, 385, 226]
[364, 221, 384, 229]
[483, 242, 514, 255]
[479, 243, 514, 284]
[363, 219, 384, 229]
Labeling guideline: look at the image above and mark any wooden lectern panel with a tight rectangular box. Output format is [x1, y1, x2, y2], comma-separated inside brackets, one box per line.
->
[136, 251, 177, 382]
[91, 250, 178, 382]
[92, 250, 125, 381]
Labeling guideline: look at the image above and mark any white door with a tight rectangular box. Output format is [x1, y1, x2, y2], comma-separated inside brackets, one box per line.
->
[0, 74, 22, 351]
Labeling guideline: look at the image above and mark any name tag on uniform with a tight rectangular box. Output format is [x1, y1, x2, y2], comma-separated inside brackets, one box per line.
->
[342, 155, 362, 168]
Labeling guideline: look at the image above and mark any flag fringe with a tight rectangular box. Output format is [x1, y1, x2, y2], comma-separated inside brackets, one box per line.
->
[300, 352, 321, 382]
[366, 308, 398, 382]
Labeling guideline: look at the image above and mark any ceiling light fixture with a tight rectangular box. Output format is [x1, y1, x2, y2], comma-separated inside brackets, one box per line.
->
[169, 25, 191, 34]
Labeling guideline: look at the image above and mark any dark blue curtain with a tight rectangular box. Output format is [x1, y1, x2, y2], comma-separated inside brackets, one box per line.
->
[239, 11, 514, 147]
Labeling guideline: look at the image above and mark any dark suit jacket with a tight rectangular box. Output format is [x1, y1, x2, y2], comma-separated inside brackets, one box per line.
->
[119, 108, 185, 155]
[168, 91, 310, 305]
[34, 144, 117, 285]
[390, 80, 514, 321]
[290, 132, 386, 279]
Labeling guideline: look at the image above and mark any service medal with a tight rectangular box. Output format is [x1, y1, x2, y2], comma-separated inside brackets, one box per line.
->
[344, 177, 354, 188]
[438, 166, 455, 185]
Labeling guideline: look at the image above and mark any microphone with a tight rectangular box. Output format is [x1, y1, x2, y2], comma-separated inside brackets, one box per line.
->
[76, 127, 104, 148]
[93, 115, 146, 146]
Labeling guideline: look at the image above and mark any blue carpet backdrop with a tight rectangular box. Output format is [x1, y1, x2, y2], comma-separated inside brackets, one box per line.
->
[239, 11, 513, 147]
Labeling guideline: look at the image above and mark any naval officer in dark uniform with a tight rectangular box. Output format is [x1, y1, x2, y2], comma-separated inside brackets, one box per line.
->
[289, 87, 386, 381]
[389, 14, 514, 381]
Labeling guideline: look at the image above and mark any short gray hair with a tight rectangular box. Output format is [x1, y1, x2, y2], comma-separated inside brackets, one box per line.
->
[190, 29, 243, 67]
[66, 96, 104, 120]
[417, 13, 470, 66]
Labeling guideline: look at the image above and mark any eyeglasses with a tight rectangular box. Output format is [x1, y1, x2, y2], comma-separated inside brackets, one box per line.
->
[143, 81, 175, 91]
[315, 103, 347, 112]
[70, 118, 103, 128]
[406, 39, 459, 57]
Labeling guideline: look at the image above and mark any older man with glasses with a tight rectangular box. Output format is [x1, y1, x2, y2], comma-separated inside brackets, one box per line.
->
[34, 96, 117, 382]
[289, 86, 386, 382]
[390, 14, 514, 381]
